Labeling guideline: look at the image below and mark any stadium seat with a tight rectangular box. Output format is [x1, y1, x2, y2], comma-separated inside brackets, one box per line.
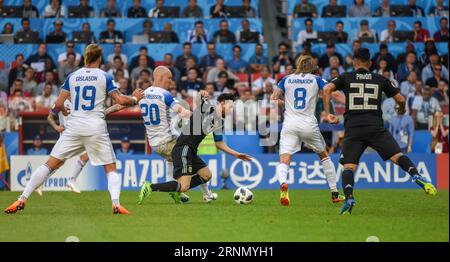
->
[251, 73, 261, 82]
[235, 72, 250, 83]
[0, 61, 5, 71]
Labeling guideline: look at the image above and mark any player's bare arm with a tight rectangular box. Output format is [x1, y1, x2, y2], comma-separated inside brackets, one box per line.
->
[214, 141, 252, 161]
[105, 88, 144, 115]
[54, 90, 71, 116]
[109, 89, 144, 106]
[47, 110, 65, 133]
[323, 82, 339, 124]
[270, 88, 286, 108]
[173, 103, 192, 118]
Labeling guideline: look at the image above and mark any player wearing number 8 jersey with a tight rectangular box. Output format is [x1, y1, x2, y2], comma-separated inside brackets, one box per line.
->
[323, 48, 437, 215]
[5, 44, 144, 215]
[271, 55, 344, 206]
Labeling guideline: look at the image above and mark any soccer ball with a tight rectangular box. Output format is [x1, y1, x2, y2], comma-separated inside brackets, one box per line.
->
[233, 187, 253, 204]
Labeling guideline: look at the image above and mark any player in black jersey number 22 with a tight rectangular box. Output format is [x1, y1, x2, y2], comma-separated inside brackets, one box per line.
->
[323, 48, 437, 215]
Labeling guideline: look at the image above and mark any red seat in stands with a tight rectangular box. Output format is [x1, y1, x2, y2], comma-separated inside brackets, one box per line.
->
[235, 72, 249, 83]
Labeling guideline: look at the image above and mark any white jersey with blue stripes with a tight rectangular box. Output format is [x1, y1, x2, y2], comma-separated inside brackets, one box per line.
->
[62, 67, 117, 135]
[277, 73, 327, 128]
[139, 86, 178, 147]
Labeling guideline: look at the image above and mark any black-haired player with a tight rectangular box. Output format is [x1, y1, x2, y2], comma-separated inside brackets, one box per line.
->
[323, 48, 437, 215]
[138, 91, 252, 204]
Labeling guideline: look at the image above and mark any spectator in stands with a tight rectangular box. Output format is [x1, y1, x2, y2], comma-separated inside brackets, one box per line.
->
[422, 53, 449, 83]
[99, 0, 121, 17]
[207, 58, 239, 83]
[322, 56, 344, 81]
[413, 21, 430, 42]
[374, 58, 394, 80]
[400, 71, 419, 97]
[58, 53, 78, 83]
[27, 136, 48, 155]
[343, 55, 353, 72]
[129, 46, 155, 73]
[179, 57, 198, 78]
[354, 19, 377, 43]
[179, 68, 204, 97]
[131, 56, 153, 89]
[351, 40, 361, 55]
[200, 42, 223, 73]
[434, 17, 449, 43]
[349, 0, 370, 17]
[429, 0, 449, 16]
[72, 0, 94, 18]
[371, 44, 396, 73]
[293, 0, 317, 18]
[373, 0, 390, 17]
[433, 80, 449, 106]
[163, 53, 181, 82]
[242, 0, 256, 18]
[412, 86, 441, 129]
[1, 22, 13, 35]
[35, 83, 57, 110]
[57, 41, 81, 67]
[186, 20, 208, 44]
[251, 65, 275, 99]
[236, 19, 263, 44]
[214, 71, 235, 93]
[380, 20, 396, 43]
[397, 51, 420, 83]
[175, 42, 198, 73]
[108, 56, 129, 80]
[431, 112, 449, 153]
[213, 20, 237, 44]
[329, 67, 340, 80]
[107, 43, 128, 68]
[79, 22, 96, 43]
[8, 54, 25, 90]
[227, 45, 249, 73]
[272, 42, 294, 74]
[322, 0, 339, 18]
[116, 137, 134, 155]
[141, 19, 153, 36]
[100, 19, 124, 43]
[35, 70, 58, 96]
[44, 0, 66, 18]
[135, 69, 152, 90]
[8, 88, 32, 127]
[128, 0, 146, 17]
[426, 64, 449, 89]
[389, 104, 414, 153]
[22, 67, 37, 97]
[14, 18, 39, 43]
[210, 0, 226, 18]
[333, 21, 348, 43]
[9, 78, 24, 94]
[148, 0, 166, 18]
[396, 42, 416, 65]
[297, 41, 318, 58]
[419, 40, 439, 67]
[297, 18, 317, 46]
[182, 0, 203, 18]
[408, 0, 425, 17]
[46, 20, 66, 43]
[249, 43, 267, 73]
[118, 78, 130, 95]
[0, 102, 7, 132]
[204, 83, 217, 101]
[114, 68, 125, 82]
[318, 42, 343, 69]
[21, 0, 39, 18]
[382, 96, 396, 124]
[163, 23, 180, 43]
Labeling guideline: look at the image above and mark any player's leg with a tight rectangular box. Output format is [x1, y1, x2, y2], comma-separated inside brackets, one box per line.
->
[103, 163, 129, 214]
[370, 128, 437, 195]
[67, 152, 89, 194]
[277, 127, 301, 206]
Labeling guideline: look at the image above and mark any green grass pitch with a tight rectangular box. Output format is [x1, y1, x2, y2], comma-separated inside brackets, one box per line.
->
[0, 189, 448, 242]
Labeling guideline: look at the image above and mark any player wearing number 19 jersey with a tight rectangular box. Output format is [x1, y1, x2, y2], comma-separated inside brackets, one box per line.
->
[271, 55, 344, 206]
[4, 44, 143, 215]
[323, 48, 437, 215]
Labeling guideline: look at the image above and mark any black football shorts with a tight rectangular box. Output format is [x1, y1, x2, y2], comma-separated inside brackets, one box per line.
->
[172, 144, 207, 179]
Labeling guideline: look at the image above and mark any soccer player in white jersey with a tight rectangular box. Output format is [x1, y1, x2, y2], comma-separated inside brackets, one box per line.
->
[107, 66, 219, 203]
[5, 44, 144, 215]
[270, 55, 344, 206]
[46, 98, 88, 194]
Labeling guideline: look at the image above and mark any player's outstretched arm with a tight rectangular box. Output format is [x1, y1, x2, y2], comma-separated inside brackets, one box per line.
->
[173, 104, 192, 118]
[392, 93, 406, 113]
[54, 90, 71, 116]
[47, 109, 65, 133]
[215, 141, 252, 161]
[323, 83, 339, 124]
[109, 89, 144, 107]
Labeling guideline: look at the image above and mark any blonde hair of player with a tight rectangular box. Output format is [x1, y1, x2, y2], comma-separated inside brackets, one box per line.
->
[84, 44, 103, 65]
[295, 55, 314, 74]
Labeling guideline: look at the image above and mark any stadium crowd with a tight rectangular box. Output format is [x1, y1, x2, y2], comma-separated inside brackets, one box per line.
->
[0, 0, 448, 154]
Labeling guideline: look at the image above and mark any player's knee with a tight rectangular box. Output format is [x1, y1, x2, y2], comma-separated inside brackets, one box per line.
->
[343, 164, 356, 172]
[179, 184, 190, 193]
[390, 153, 403, 164]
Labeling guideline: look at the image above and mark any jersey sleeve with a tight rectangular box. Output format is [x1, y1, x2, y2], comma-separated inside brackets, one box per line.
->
[104, 73, 117, 94]
[62, 75, 72, 92]
[382, 78, 399, 98]
[330, 74, 346, 91]
[314, 76, 328, 90]
[163, 91, 177, 108]
[277, 76, 288, 93]
[213, 132, 223, 142]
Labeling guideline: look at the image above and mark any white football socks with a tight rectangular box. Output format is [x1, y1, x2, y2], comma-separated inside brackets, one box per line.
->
[276, 163, 289, 185]
[20, 164, 52, 200]
[70, 159, 86, 182]
[321, 157, 338, 192]
[107, 171, 121, 206]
